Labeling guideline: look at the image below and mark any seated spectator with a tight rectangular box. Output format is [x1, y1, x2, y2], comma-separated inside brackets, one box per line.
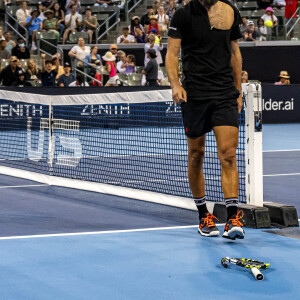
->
[81, 7, 97, 44]
[11, 38, 30, 59]
[275, 71, 290, 85]
[135, 27, 146, 43]
[16, 1, 31, 27]
[42, 0, 54, 9]
[140, 6, 154, 27]
[63, 4, 82, 44]
[153, 0, 160, 14]
[243, 20, 260, 41]
[94, 0, 112, 7]
[156, 6, 169, 32]
[129, 16, 144, 37]
[84, 45, 101, 77]
[25, 9, 42, 50]
[0, 56, 22, 86]
[121, 54, 136, 74]
[37, 2, 46, 22]
[147, 15, 159, 35]
[257, 18, 267, 40]
[257, 0, 273, 9]
[66, 0, 81, 14]
[12, 69, 32, 86]
[57, 62, 75, 86]
[68, 37, 90, 68]
[52, 2, 65, 37]
[43, 9, 60, 42]
[25, 58, 41, 81]
[69, 74, 89, 86]
[261, 7, 278, 28]
[142, 48, 158, 86]
[241, 71, 248, 83]
[144, 33, 163, 66]
[273, 0, 285, 8]
[116, 50, 126, 73]
[110, 44, 118, 59]
[102, 51, 118, 86]
[165, 0, 176, 22]
[117, 27, 136, 44]
[4, 32, 16, 54]
[41, 52, 60, 86]
[240, 17, 248, 35]
[0, 40, 11, 59]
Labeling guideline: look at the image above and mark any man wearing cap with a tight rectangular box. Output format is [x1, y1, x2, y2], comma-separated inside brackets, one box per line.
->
[16, 1, 32, 27]
[12, 69, 32, 87]
[25, 9, 43, 50]
[243, 20, 261, 41]
[140, 6, 154, 27]
[57, 62, 76, 87]
[110, 44, 118, 59]
[82, 8, 97, 44]
[142, 48, 158, 86]
[0, 40, 10, 59]
[0, 56, 23, 86]
[117, 27, 136, 44]
[11, 38, 30, 59]
[275, 71, 291, 85]
[166, 0, 245, 239]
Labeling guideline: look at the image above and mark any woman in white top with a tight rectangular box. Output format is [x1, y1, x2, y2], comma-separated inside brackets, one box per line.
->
[261, 7, 278, 28]
[144, 33, 163, 66]
[68, 37, 90, 68]
[155, 6, 169, 32]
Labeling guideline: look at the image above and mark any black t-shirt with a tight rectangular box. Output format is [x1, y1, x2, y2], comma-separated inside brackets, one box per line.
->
[0, 66, 22, 86]
[168, 0, 242, 99]
[41, 70, 57, 86]
[140, 13, 151, 26]
[144, 58, 158, 81]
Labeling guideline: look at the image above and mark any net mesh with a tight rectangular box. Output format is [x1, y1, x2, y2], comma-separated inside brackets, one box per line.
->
[0, 90, 246, 203]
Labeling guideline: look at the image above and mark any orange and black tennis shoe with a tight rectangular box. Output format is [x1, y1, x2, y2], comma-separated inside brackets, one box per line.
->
[222, 210, 245, 240]
[198, 213, 220, 237]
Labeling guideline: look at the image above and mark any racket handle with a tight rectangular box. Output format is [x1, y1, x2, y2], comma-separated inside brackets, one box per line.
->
[251, 267, 264, 281]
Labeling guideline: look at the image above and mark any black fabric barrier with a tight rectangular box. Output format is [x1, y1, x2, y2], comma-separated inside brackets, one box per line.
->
[262, 84, 299, 124]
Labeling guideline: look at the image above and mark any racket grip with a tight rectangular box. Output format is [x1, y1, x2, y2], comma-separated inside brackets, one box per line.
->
[251, 267, 264, 281]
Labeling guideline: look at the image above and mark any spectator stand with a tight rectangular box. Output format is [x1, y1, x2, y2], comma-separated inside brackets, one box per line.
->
[36, 32, 63, 61]
[124, 0, 143, 24]
[4, 5, 29, 46]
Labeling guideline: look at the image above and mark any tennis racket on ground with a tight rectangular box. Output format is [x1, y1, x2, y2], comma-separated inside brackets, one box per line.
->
[221, 257, 270, 281]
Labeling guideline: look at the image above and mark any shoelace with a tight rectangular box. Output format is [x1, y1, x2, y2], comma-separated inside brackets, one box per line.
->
[202, 213, 219, 228]
[230, 210, 244, 227]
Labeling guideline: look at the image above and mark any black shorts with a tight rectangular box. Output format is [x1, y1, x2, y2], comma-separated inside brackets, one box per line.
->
[180, 96, 239, 138]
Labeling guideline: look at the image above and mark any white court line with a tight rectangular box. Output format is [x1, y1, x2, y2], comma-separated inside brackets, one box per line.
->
[263, 173, 300, 177]
[0, 225, 204, 241]
[263, 149, 300, 153]
[0, 184, 47, 189]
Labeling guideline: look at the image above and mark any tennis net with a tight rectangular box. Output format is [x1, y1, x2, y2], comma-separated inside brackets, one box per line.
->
[0, 85, 262, 209]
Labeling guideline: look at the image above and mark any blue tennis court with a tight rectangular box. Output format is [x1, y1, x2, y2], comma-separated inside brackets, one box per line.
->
[0, 124, 299, 299]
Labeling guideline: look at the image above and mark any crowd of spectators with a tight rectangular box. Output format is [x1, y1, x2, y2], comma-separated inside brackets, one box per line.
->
[0, 0, 297, 87]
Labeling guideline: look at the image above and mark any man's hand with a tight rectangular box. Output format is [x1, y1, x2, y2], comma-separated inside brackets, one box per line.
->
[41, 53, 46, 59]
[172, 84, 187, 104]
[237, 93, 243, 113]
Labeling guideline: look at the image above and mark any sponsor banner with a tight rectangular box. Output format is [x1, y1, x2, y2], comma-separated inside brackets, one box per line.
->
[262, 84, 299, 124]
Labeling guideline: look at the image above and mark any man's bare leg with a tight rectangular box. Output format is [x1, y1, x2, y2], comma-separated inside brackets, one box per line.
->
[214, 125, 244, 239]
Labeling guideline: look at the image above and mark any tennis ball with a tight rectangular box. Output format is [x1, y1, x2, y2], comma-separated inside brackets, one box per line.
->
[265, 20, 273, 28]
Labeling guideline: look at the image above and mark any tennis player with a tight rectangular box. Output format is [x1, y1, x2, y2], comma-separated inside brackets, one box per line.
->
[166, 0, 244, 239]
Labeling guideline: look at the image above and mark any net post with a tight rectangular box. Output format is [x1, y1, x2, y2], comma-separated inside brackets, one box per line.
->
[48, 100, 54, 173]
[244, 83, 263, 207]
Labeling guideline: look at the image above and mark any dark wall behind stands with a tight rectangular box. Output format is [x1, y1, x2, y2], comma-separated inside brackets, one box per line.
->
[262, 84, 299, 124]
[62, 43, 300, 84]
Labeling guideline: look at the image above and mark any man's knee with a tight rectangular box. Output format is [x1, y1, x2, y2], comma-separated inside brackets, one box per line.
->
[218, 147, 237, 168]
[188, 148, 205, 168]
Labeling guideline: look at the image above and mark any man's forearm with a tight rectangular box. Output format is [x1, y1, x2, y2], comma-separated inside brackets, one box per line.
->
[166, 53, 180, 88]
[231, 42, 242, 92]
